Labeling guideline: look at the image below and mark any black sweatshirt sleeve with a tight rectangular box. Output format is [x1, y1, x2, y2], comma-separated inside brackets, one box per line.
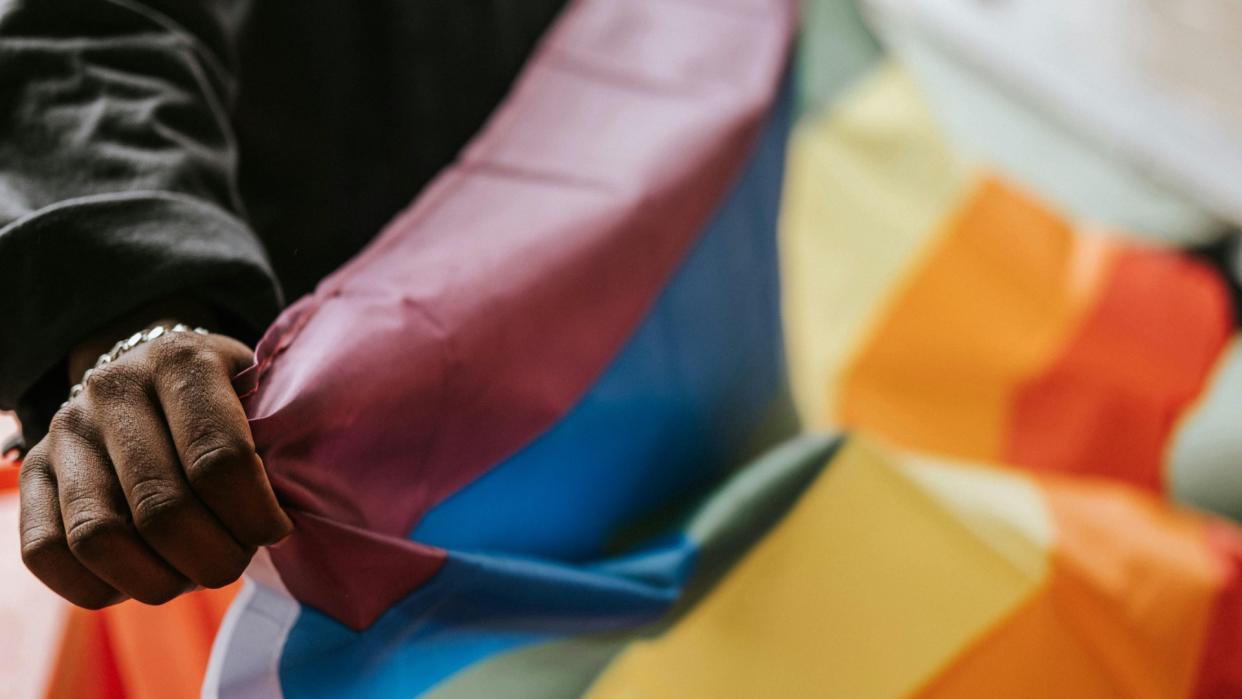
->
[0, 0, 282, 439]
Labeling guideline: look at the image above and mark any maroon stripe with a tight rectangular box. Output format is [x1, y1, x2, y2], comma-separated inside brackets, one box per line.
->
[241, 0, 795, 629]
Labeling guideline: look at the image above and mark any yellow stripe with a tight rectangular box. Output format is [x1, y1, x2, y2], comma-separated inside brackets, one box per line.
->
[586, 437, 1050, 698]
[780, 62, 973, 428]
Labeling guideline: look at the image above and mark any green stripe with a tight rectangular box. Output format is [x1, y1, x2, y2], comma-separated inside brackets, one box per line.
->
[426, 434, 842, 698]
[797, 0, 884, 117]
[675, 434, 840, 622]
[426, 636, 629, 699]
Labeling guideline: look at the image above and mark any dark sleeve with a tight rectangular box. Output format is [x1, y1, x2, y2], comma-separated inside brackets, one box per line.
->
[0, 0, 282, 440]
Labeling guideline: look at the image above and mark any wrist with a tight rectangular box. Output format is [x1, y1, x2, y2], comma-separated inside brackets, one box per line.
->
[68, 299, 220, 384]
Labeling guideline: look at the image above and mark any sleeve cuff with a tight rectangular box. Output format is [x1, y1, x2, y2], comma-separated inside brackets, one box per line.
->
[0, 190, 282, 418]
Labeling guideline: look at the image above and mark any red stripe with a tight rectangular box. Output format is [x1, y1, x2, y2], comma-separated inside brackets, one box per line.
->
[1005, 247, 1232, 491]
[0, 463, 17, 492]
[270, 511, 447, 631]
[1193, 521, 1242, 698]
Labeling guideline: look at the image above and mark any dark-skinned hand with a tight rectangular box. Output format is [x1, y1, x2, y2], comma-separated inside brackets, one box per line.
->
[19, 310, 292, 609]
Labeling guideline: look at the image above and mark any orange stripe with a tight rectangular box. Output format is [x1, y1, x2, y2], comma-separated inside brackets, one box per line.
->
[917, 475, 1222, 698]
[914, 591, 1119, 698]
[1005, 248, 1231, 491]
[44, 609, 126, 699]
[1040, 479, 1220, 698]
[1191, 521, 1242, 698]
[47, 584, 237, 699]
[838, 177, 1110, 461]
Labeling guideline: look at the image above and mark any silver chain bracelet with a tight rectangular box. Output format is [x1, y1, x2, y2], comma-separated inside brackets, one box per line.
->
[62, 324, 209, 409]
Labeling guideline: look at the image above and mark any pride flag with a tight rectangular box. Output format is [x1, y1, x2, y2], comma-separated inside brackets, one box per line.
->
[6, 0, 1242, 696]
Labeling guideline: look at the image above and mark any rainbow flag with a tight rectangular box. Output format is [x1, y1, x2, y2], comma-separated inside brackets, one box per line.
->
[8, 0, 1242, 696]
[207, 0, 1242, 696]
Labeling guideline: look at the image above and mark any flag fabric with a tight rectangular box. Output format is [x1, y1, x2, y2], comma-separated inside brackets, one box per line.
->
[584, 435, 1242, 699]
[783, 46, 1236, 510]
[7, 0, 1242, 696]
[211, 0, 799, 694]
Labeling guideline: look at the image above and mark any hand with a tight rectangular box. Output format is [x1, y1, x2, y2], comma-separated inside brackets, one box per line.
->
[19, 322, 292, 608]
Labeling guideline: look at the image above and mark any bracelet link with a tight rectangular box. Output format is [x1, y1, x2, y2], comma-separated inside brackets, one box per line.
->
[60, 324, 210, 409]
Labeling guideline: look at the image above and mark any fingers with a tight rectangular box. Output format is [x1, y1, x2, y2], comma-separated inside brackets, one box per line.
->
[19, 441, 122, 610]
[20, 328, 288, 610]
[43, 405, 189, 605]
[151, 333, 292, 547]
[101, 390, 253, 589]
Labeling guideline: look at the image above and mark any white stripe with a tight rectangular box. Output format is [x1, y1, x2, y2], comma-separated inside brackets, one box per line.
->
[1170, 338, 1242, 520]
[203, 549, 300, 699]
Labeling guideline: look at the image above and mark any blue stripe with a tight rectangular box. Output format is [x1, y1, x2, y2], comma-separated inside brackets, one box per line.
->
[279, 536, 695, 698]
[277, 77, 794, 698]
[412, 78, 794, 560]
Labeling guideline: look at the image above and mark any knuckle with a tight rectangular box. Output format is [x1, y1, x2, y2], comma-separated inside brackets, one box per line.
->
[151, 333, 209, 372]
[64, 513, 127, 556]
[216, 336, 254, 362]
[18, 444, 51, 479]
[20, 527, 66, 570]
[184, 439, 245, 487]
[86, 362, 145, 400]
[49, 404, 92, 438]
[129, 478, 190, 533]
